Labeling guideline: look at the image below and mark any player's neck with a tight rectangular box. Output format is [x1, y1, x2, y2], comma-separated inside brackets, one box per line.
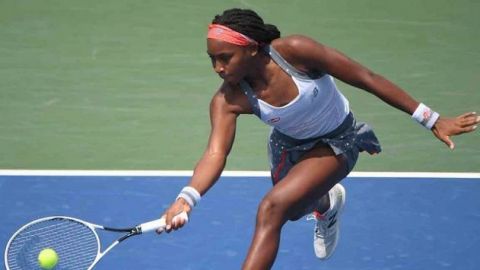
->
[244, 53, 273, 87]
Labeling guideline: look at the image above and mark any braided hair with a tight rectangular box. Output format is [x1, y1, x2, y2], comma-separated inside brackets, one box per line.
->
[211, 8, 281, 45]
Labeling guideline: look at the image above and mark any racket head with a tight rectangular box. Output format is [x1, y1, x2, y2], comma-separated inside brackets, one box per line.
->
[4, 216, 101, 270]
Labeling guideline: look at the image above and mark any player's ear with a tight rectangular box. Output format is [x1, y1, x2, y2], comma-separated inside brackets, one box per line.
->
[248, 44, 259, 57]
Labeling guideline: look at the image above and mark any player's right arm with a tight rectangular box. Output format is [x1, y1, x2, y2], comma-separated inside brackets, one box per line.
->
[187, 88, 239, 195]
[162, 83, 251, 232]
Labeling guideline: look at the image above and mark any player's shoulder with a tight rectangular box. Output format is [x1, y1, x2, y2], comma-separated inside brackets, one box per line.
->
[211, 82, 251, 115]
[270, 35, 326, 71]
[214, 81, 240, 101]
[271, 35, 323, 56]
[273, 34, 318, 47]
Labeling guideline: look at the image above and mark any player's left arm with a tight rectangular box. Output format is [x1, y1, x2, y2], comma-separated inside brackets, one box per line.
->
[283, 35, 479, 149]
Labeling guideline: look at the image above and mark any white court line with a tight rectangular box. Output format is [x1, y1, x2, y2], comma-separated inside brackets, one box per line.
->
[0, 170, 479, 179]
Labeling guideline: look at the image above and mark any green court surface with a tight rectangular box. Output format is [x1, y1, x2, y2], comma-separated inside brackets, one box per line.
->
[1, 0, 478, 171]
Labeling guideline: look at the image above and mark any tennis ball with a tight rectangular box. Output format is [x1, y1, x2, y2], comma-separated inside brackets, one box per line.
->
[38, 248, 58, 269]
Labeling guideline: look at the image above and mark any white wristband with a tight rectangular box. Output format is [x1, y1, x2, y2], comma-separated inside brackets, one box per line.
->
[412, 103, 440, 129]
[176, 186, 201, 208]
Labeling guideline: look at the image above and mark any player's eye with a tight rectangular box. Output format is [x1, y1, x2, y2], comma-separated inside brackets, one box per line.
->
[217, 54, 232, 63]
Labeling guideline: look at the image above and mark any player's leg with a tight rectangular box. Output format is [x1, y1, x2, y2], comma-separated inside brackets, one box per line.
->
[242, 145, 349, 270]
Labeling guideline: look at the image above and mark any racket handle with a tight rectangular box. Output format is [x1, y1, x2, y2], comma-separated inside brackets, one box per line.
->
[140, 211, 189, 233]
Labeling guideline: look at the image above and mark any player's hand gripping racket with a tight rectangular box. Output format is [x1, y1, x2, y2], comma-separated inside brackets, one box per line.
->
[4, 212, 188, 270]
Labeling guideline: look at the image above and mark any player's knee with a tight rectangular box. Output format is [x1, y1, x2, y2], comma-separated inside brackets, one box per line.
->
[257, 196, 287, 225]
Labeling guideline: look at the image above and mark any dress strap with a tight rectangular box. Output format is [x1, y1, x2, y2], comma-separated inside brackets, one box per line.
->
[266, 45, 325, 79]
[239, 80, 261, 117]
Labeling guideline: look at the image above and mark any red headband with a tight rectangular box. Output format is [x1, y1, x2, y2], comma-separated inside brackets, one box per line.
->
[207, 24, 258, 46]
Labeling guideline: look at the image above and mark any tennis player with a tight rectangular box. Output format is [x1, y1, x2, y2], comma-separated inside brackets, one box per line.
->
[159, 8, 479, 269]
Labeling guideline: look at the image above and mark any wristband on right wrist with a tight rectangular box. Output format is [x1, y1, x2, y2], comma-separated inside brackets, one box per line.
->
[176, 186, 201, 208]
[411, 103, 440, 130]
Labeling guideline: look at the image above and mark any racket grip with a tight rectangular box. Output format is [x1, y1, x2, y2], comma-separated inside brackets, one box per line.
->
[140, 211, 189, 233]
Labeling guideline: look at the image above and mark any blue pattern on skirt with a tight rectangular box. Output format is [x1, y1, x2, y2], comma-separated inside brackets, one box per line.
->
[268, 113, 381, 184]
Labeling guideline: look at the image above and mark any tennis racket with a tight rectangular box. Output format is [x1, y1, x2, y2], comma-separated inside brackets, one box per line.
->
[4, 212, 188, 270]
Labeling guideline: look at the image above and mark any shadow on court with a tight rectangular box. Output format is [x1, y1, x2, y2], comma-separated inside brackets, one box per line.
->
[1, 175, 479, 269]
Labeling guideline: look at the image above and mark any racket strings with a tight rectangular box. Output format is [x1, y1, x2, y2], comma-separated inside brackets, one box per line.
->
[6, 218, 99, 270]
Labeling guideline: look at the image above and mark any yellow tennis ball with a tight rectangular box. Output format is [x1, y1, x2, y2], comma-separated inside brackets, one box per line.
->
[38, 248, 58, 269]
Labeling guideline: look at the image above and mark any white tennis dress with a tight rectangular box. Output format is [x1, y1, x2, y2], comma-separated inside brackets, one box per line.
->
[240, 45, 350, 140]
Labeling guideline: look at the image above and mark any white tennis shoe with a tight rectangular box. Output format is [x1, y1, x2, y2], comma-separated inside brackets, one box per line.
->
[307, 183, 346, 260]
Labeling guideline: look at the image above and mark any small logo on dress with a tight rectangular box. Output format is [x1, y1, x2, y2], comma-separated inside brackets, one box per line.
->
[313, 87, 319, 97]
[267, 117, 281, 124]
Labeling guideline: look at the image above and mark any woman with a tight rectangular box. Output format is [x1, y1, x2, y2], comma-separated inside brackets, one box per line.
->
[159, 8, 479, 269]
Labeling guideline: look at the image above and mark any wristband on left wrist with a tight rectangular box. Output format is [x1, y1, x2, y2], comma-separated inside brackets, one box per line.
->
[412, 103, 440, 130]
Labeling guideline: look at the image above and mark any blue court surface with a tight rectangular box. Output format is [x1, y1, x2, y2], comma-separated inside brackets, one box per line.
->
[1, 172, 480, 270]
